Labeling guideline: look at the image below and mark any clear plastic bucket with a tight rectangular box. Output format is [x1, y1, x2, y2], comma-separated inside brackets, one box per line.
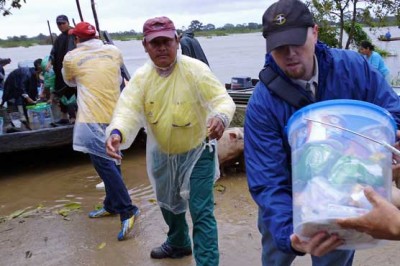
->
[0, 116, 3, 135]
[27, 103, 54, 130]
[286, 99, 396, 250]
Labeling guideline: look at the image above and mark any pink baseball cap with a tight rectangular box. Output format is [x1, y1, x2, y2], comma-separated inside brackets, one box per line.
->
[143, 16, 176, 42]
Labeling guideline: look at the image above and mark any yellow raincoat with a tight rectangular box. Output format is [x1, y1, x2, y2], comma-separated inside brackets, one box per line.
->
[106, 55, 236, 213]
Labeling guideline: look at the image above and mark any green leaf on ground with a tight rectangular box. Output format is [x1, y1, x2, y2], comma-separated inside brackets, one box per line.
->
[8, 207, 31, 220]
[98, 242, 106, 249]
[57, 202, 82, 217]
[214, 184, 226, 193]
[63, 202, 81, 210]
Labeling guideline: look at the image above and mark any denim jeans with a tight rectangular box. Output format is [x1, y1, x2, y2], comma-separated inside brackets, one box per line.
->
[89, 154, 138, 221]
[257, 209, 355, 266]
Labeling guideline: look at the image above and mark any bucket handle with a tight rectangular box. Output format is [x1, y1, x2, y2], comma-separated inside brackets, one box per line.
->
[304, 118, 400, 156]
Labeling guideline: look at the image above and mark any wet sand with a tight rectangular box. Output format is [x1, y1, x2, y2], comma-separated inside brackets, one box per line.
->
[1, 146, 400, 265]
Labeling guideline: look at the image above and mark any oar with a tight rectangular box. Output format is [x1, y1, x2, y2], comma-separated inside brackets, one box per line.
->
[47, 20, 54, 45]
[91, 0, 102, 39]
[304, 118, 400, 156]
[88, 1, 131, 82]
[75, 0, 84, 22]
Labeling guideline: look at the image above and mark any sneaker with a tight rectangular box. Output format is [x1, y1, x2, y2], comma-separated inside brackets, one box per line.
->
[88, 207, 114, 218]
[117, 209, 140, 241]
[150, 242, 192, 259]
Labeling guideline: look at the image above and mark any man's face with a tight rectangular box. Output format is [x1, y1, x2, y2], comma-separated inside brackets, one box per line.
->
[271, 25, 318, 80]
[359, 47, 369, 56]
[143, 36, 179, 68]
[57, 21, 70, 33]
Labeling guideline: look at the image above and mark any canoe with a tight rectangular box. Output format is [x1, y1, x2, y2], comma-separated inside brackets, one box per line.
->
[0, 124, 74, 153]
[0, 119, 146, 154]
[378, 36, 400, 42]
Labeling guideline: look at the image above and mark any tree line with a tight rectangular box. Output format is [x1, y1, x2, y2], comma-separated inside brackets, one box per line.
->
[1, 0, 400, 49]
[0, 21, 262, 47]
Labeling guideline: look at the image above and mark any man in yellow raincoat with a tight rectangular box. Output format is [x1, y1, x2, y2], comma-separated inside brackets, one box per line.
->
[62, 22, 139, 241]
[106, 16, 235, 266]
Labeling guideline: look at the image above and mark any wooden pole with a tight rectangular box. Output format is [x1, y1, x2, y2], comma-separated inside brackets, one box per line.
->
[75, 0, 84, 21]
[89, 0, 131, 82]
[90, 0, 102, 39]
[47, 20, 54, 44]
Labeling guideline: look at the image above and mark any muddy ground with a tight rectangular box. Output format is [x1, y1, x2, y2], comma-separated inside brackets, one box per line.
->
[1, 147, 400, 266]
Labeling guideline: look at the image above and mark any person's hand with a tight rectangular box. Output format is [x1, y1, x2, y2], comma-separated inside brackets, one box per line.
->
[337, 187, 400, 240]
[207, 117, 225, 140]
[27, 97, 36, 104]
[290, 232, 343, 257]
[46, 61, 52, 72]
[106, 134, 122, 160]
[393, 130, 400, 187]
[391, 186, 400, 208]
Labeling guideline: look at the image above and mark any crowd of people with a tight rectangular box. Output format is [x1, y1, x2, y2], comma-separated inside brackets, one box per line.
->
[2, 0, 400, 265]
[0, 14, 77, 132]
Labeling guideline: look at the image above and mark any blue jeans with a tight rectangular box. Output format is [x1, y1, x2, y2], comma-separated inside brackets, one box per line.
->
[258, 209, 355, 266]
[89, 154, 138, 221]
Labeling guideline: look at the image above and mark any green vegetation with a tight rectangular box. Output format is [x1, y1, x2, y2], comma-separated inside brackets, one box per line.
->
[0, 33, 54, 48]
[307, 0, 400, 50]
[0, 0, 25, 16]
[0, 22, 262, 47]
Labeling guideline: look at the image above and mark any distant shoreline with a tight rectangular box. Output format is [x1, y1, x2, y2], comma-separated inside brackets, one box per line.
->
[0, 29, 262, 49]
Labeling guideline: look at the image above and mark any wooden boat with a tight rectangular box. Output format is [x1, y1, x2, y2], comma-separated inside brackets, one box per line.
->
[0, 3, 137, 155]
[0, 124, 74, 153]
[226, 80, 400, 107]
[226, 77, 257, 105]
[378, 35, 400, 42]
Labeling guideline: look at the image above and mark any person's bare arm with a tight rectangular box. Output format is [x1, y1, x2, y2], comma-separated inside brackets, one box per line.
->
[337, 187, 400, 240]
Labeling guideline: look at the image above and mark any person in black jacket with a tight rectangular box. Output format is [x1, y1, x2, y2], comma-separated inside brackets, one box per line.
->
[1, 59, 42, 129]
[0, 58, 11, 89]
[48, 15, 76, 124]
[179, 30, 209, 66]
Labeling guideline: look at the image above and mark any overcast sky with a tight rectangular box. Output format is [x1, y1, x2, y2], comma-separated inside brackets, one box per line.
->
[0, 0, 277, 39]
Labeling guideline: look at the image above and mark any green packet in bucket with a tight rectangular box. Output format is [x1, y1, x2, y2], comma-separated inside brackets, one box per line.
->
[26, 102, 50, 110]
[287, 99, 396, 250]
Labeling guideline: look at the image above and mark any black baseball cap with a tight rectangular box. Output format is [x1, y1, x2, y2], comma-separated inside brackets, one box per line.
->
[56, 15, 69, 23]
[262, 0, 314, 53]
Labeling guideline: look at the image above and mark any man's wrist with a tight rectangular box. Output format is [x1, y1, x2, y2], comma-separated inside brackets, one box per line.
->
[214, 113, 229, 128]
[111, 129, 122, 142]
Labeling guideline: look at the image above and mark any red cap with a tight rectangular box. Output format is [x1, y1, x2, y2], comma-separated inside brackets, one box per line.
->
[69, 22, 97, 38]
[143, 16, 176, 42]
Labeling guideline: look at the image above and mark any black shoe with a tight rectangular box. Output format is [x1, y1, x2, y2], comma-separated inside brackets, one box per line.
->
[150, 242, 192, 259]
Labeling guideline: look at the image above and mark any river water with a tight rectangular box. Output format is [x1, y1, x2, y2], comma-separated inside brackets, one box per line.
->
[1, 32, 400, 266]
[1, 29, 400, 83]
[0, 32, 267, 84]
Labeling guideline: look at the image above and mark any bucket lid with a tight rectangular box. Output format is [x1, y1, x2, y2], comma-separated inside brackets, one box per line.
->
[286, 99, 397, 137]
